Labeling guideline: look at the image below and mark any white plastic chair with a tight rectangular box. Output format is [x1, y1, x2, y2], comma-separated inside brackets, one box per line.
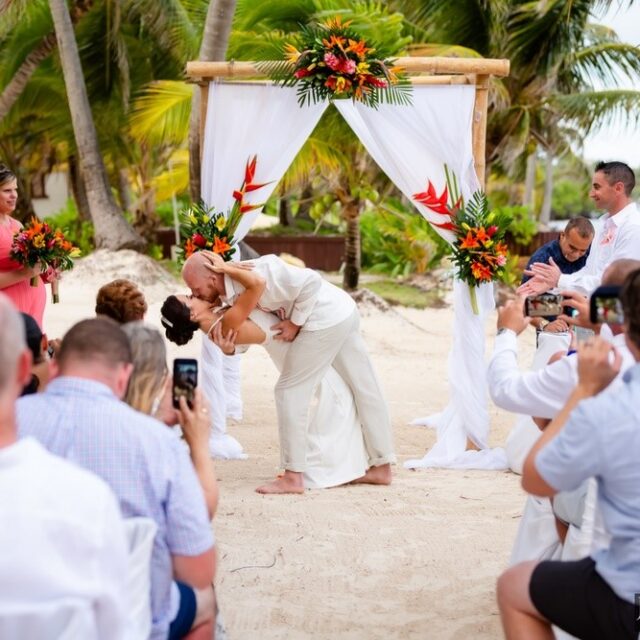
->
[0, 599, 98, 639]
[124, 517, 157, 640]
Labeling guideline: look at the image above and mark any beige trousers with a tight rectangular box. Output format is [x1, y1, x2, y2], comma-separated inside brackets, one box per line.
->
[275, 310, 395, 472]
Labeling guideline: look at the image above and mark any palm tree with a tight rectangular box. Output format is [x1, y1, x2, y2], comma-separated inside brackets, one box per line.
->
[48, 0, 143, 249]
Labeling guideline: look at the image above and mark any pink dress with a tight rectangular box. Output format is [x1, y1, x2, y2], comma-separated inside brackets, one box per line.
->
[0, 217, 46, 328]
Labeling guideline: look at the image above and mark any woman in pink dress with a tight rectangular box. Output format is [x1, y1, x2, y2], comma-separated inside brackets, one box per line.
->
[0, 165, 46, 327]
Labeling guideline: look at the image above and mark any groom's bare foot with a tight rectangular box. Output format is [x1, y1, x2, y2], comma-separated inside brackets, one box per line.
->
[256, 471, 304, 495]
[351, 463, 392, 485]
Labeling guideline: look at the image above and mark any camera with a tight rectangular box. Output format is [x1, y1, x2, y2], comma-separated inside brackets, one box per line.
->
[524, 293, 564, 318]
[172, 358, 198, 409]
[589, 286, 624, 325]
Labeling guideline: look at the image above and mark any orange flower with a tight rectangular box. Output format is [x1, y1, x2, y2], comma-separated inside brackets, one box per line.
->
[495, 241, 508, 255]
[284, 43, 301, 63]
[213, 236, 231, 255]
[476, 226, 490, 244]
[346, 39, 369, 59]
[322, 35, 347, 52]
[184, 238, 196, 258]
[323, 16, 351, 31]
[471, 261, 492, 281]
[460, 230, 480, 250]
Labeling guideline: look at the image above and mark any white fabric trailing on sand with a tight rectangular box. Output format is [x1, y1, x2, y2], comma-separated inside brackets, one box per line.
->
[336, 87, 505, 470]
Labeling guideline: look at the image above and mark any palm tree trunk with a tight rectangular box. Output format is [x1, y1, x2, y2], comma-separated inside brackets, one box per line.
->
[539, 152, 554, 226]
[0, 33, 57, 122]
[189, 0, 238, 202]
[523, 151, 536, 211]
[48, 0, 143, 250]
[279, 196, 291, 226]
[343, 203, 361, 290]
[68, 154, 91, 221]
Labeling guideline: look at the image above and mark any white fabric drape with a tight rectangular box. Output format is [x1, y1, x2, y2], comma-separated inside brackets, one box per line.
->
[200, 82, 328, 458]
[337, 85, 505, 469]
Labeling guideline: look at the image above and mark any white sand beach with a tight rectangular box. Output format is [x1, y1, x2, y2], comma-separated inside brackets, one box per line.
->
[45, 251, 538, 640]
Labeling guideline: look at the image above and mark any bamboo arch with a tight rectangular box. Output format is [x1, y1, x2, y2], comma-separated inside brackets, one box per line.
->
[186, 56, 510, 188]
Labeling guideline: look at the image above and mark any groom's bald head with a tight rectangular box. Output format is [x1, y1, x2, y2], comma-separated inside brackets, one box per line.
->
[182, 253, 224, 303]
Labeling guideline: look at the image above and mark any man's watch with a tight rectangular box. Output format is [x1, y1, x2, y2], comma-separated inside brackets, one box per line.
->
[496, 327, 511, 336]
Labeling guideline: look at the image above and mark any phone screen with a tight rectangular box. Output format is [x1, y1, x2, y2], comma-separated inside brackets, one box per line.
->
[173, 358, 198, 409]
[525, 293, 564, 318]
[589, 286, 623, 324]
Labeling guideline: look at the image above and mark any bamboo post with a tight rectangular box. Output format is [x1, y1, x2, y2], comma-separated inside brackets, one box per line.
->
[199, 82, 209, 161]
[471, 75, 489, 188]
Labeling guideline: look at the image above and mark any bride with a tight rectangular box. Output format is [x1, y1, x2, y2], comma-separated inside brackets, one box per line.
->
[160, 258, 371, 490]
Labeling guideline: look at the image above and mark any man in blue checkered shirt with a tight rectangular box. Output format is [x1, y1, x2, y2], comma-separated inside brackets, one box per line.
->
[17, 318, 216, 640]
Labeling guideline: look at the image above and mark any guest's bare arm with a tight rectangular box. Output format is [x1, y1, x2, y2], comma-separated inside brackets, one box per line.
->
[0, 264, 41, 289]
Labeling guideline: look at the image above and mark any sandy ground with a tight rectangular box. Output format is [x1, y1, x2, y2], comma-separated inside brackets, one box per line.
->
[43, 251, 539, 640]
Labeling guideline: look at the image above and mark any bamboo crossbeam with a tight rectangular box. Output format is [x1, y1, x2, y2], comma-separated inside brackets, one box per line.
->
[192, 75, 473, 86]
[186, 56, 510, 80]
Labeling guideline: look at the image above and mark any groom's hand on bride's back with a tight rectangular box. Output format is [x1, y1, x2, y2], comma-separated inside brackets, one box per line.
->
[211, 322, 238, 355]
[273, 319, 301, 342]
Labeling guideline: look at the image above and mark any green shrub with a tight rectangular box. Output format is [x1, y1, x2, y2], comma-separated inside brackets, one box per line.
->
[498, 205, 537, 247]
[44, 199, 95, 255]
[361, 198, 446, 277]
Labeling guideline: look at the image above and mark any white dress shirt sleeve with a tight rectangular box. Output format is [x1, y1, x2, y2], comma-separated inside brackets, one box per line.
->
[487, 330, 578, 419]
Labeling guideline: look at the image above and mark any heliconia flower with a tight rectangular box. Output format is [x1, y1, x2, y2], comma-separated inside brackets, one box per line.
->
[240, 203, 263, 214]
[213, 236, 232, 255]
[497, 255, 507, 267]
[232, 190, 244, 202]
[367, 76, 387, 88]
[487, 225, 498, 237]
[413, 181, 450, 215]
[460, 230, 480, 250]
[192, 233, 207, 248]
[471, 261, 492, 281]
[294, 68, 312, 79]
[244, 156, 258, 185]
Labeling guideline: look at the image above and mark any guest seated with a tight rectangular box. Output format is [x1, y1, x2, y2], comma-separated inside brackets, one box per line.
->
[522, 217, 594, 334]
[17, 317, 216, 640]
[19, 312, 52, 396]
[95, 278, 147, 323]
[122, 321, 219, 518]
[0, 295, 128, 638]
[497, 268, 640, 640]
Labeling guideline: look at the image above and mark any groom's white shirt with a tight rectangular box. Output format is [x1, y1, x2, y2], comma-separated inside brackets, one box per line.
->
[221, 254, 355, 331]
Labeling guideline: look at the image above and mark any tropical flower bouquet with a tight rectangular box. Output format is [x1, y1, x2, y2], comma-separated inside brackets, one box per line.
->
[10, 219, 80, 303]
[414, 167, 511, 314]
[263, 16, 412, 108]
[179, 155, 268, 262]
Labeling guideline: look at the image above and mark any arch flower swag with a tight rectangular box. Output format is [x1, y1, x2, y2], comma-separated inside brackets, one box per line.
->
[198, 81, 509, 470]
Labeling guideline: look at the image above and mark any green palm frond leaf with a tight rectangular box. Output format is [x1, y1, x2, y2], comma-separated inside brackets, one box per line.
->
[129, 80, 192, 144]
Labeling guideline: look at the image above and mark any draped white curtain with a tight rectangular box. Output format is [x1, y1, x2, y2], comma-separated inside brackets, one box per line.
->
[200, 82, 328, 458]
[337, 85, 506, 469]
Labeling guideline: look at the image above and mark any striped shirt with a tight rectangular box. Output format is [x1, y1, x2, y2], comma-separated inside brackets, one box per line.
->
[17, 377, 214, 640]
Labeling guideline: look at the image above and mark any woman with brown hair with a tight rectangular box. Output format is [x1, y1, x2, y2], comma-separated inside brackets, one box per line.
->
[0, 164, 46, 326]
[95, 278, 148, 323]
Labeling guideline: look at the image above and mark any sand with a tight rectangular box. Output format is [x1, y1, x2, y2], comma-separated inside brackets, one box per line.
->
[43, 251, 538, 640]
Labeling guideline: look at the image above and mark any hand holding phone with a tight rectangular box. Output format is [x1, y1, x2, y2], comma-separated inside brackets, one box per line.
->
[172, 358, 198, 409]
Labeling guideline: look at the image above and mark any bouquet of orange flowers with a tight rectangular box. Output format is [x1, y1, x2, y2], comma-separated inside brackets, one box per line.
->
[179, 156, 268, 262]
[10, 218, 80, 303]
[414, 167, 511, 314]
[264, 16, 412, 108]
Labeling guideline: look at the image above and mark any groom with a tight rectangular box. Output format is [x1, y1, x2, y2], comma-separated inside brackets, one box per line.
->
[182, 251, 396, 494]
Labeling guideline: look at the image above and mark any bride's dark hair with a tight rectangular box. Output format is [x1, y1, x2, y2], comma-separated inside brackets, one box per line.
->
[160, 296, 199, 346]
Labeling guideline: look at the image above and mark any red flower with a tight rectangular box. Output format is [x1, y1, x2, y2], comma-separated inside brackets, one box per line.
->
[413, 181, 450, 215]
[487, 225, 498, 237]
[294, 68, 312, 79]
[192, 233, 207, 248]
[471, 261, 492, 281]
[232, 190, 244, 202]
[240, 203, 262, 214]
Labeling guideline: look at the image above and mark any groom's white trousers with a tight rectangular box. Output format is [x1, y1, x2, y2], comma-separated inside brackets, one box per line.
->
[275, 309, 395, 472]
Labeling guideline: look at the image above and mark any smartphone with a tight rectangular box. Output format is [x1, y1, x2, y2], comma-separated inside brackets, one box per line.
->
[172, 358, 198, 409]
[525, 293, 564, 318]
[590, 286, 624, 325]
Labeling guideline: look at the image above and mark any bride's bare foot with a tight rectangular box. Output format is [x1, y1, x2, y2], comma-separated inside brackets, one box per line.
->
[256, 471, 304, 495]
[351, 463, 392, 485]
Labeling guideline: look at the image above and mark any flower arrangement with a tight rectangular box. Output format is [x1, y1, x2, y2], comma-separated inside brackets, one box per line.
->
[414, 167, 511, 313]
[179, 156, 268, 262]
[10, 219, 80, 303]
[263, 16, 412, 108]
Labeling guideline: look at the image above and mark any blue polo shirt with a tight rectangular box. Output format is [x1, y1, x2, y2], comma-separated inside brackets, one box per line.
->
[521, 238, 589, 284]
[535, 363, 640, 603]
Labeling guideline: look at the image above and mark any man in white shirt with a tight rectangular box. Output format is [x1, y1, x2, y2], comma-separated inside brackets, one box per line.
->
[183, 252, 396, 494]
[0, 294, 128, 640]
[489, 259, 640, 420]
[520, 161, 640, 296]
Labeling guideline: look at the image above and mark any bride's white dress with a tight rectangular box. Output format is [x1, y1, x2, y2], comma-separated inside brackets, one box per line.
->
[244, 309, 368, 488]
